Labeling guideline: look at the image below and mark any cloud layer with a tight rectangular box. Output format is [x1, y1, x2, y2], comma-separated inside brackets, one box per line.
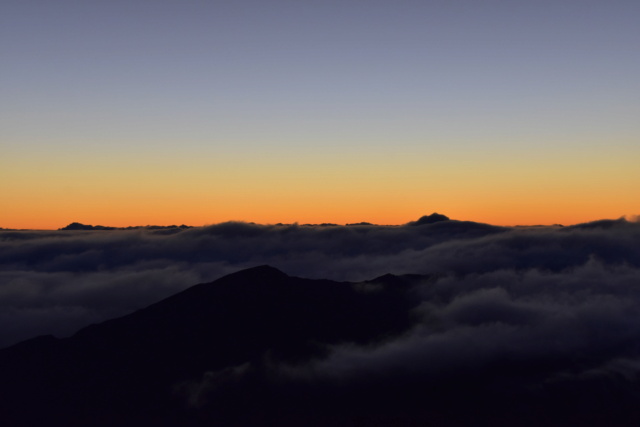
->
[1, 217, 639, 350]
[169, 243, 640, 425]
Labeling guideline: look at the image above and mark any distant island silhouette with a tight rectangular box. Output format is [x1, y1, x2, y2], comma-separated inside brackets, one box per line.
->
[59, 222, 193, 231]
[54, 213, 453, 231]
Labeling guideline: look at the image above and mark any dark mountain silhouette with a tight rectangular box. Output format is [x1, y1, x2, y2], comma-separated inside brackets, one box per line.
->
[407, 212, 450, 225]
[0, 266, 418, 426]
[59, 222, 192, 231]
[2, 265, 640, 426]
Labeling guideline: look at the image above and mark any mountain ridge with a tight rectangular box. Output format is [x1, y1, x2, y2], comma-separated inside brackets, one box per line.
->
[3, 263, 640, 426]
[0, 265, 418, 426]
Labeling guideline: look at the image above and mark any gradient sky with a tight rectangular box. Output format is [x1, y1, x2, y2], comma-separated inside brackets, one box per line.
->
[2, 0, 639, 229]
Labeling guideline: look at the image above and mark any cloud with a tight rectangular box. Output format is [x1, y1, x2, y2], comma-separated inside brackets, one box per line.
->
[175, 266, 640, 424]
[174, 363, 252, 408]
[1, 217, 639, 350]
[223, 255, 640, 424]
[302, 259, 640, 382]
[3, 218, 640, 424]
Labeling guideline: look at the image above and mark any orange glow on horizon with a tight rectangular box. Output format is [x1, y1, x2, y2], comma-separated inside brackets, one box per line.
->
[1, 203, 633, 231]
[3, 139, 638, 230]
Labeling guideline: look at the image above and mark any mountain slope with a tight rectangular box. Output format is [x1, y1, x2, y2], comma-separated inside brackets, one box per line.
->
[3, 264, 640, 426]
[0, 265, 418, 426]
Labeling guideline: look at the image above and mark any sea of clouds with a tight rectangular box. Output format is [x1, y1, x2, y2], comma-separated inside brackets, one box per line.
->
[1, 216, 639, 353]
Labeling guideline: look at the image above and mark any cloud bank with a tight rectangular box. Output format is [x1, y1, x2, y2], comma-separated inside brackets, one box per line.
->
[1, 217, 639, 349]
[168, 252, 640, 425]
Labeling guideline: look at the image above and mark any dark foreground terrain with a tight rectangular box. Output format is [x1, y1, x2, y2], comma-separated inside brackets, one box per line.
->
[2, 265, 640, 426]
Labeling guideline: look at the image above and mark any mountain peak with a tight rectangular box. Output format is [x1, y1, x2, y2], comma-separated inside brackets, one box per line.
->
[224, 264, 289, 280]
[407, 213, 450, 226]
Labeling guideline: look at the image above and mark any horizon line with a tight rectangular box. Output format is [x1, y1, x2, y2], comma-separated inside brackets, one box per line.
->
[2, 214, 635, 232]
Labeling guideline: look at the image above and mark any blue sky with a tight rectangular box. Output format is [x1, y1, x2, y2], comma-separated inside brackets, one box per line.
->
[2, 0, 639, 227]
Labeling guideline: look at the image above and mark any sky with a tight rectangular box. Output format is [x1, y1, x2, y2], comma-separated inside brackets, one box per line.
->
[2, 0, 639, 229]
